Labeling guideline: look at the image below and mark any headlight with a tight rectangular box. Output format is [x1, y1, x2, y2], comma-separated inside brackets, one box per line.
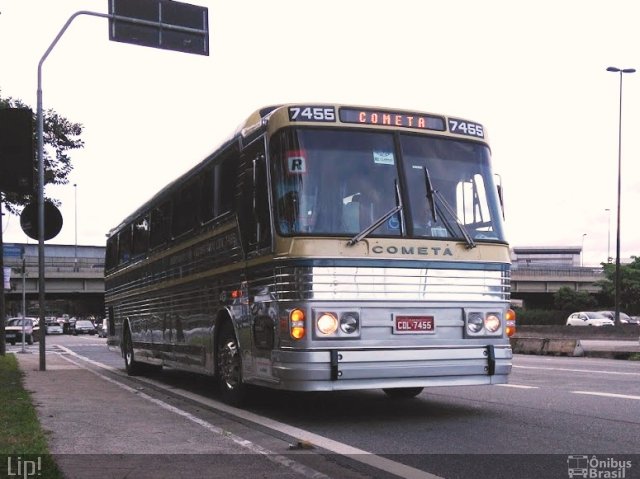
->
[317, 313, 338, 335]
[339, 313, 359, 334]
[467, 313, 484, 334]
[484, 314, 501, 333]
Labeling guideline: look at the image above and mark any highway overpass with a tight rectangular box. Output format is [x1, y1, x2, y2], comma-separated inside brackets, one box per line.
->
[2, 243, 605, 316]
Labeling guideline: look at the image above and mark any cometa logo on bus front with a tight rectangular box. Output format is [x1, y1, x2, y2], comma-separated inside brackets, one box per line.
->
[371, 245, 454, 256]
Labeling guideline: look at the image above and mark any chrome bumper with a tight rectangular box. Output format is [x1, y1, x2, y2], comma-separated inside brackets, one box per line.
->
[269, 345, 513, 391]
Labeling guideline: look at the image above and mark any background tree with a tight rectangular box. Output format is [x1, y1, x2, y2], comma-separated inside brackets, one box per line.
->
[597, 257, 640, 314]
[0, 89, 84, 214]
[553, 286, 597, 312]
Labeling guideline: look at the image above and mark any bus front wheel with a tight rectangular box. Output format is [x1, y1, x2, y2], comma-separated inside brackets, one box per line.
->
[383, 387, 424, 399]
[217, 322, 246, 405]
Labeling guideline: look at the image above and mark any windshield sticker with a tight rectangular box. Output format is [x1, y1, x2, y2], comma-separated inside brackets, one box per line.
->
[387, 215, 400, 230]
[286, 150, 307, 174]
[373, 151, 394, 165]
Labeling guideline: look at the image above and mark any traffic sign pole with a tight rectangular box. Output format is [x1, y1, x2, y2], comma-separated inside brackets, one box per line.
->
[35, 3, 209, 370]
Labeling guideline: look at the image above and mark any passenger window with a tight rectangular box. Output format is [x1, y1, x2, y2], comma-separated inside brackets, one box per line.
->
[172, 177, 200, 237]
[215, 154, 238, 217]
[117, 227, 132, 264]
[150, 201, 171, 248]
[200, 167, 215, 223]
[132, 216, 150, 257]
[105, 236, 118, 271]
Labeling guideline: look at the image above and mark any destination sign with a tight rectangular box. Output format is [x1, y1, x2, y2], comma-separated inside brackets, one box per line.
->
[339, 108, 446, 131]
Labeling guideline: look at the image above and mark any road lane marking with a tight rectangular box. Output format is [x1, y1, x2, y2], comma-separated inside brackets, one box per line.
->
[572, 391, 640, 401]
[496, 384, 539, 389]
[56, 345, 444, 479]
[514, 365, 640, 376]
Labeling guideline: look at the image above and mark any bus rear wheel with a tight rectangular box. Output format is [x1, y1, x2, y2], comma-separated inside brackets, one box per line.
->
[123, 328, 144, 376]
[217, 322, 246, 405]
[382, 387, 424, 399]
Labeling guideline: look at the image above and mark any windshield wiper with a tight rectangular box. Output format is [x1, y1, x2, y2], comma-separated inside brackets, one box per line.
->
[423, 167, 476, 249]
[424, 167, 437, 222]
[347, 180, 403, 246]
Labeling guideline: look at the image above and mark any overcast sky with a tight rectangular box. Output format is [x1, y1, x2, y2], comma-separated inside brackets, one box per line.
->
[2, 0, 640, 267]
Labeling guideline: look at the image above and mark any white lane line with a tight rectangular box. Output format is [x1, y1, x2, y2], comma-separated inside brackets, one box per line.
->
[572, 391, 640, 401]
[496, 384, 539, 389]
[56, 353, 330, 479]
[56, 345, 443, 479]
[514, 365, 640, 377]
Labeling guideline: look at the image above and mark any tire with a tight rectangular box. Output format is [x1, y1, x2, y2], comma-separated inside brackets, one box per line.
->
[382, 387, 424, 399]
[10, 341, 16, 346]
[217, 322, 246, 405]
[27, 335, 33, 345]
[123, 327, 144, 376]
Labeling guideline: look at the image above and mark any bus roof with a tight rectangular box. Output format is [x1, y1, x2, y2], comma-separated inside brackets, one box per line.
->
[107, 103, 488, 238]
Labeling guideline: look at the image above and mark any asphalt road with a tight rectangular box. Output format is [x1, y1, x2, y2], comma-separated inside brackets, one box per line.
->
[14, 335, 640, 479]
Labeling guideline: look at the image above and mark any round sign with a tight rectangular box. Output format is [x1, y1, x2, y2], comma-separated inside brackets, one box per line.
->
[20, 201, 63, 241]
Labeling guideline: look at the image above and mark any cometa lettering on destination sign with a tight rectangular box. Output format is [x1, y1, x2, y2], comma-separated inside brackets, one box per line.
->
[340, 108, 446, 131]
[372, 245, 453, 256]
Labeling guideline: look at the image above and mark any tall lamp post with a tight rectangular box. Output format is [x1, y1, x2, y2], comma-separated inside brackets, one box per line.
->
[606, 66, 635, 325]
[73, 183, 78, 272]
[581, 233, 587, 267]
[605, 208, 611, 263]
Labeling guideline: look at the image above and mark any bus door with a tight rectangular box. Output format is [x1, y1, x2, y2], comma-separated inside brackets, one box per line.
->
[238, 139, 276, 381]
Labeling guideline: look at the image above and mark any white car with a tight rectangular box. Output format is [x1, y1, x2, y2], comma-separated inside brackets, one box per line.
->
[566, 312, 615, 327]
[46, 323, 64, 334]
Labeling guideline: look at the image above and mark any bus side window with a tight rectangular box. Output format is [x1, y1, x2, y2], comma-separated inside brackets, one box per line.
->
[253, 154, 271, 247]
[200, 166, 215, 223]
[239, 142, 271, 255]
[105, 236, 118, 272]
[150, 201, 171, 249]
[132, 216, 150, 258]
[172, 177, 201, 237]
[214, 152, 238, 217]
[117, 226, 132, 265]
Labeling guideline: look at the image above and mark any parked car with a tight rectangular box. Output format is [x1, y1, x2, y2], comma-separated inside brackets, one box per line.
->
[46, 322, 64, 334]
[598, 311, 640, 325]
[5, 317, 40, 345]
[72, 319, 97, 335]
[566, 311, 615, 327]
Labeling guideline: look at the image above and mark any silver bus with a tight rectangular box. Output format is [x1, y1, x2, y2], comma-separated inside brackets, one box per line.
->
[105, 104, 515, 404]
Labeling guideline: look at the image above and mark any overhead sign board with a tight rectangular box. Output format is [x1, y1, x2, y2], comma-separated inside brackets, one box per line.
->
[2, 244, 25, 259]
[108, 0, 209, 56]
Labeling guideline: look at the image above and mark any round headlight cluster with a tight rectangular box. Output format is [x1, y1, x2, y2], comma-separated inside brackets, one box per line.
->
[315, 311, 360, 337]
[467, 312, 502, 335]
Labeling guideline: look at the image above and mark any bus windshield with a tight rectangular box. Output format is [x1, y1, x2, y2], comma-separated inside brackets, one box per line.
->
[270, 128, 505, 242]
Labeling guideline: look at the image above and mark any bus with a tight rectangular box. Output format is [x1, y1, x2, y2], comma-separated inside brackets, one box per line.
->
[104, 103, 515, 404]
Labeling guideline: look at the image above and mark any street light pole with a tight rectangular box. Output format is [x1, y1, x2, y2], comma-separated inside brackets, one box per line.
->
[74, 183, 78, 272]
[581, 233, 587, 267]
[605, 208, 611, 263]
[606, 66, 635, 326]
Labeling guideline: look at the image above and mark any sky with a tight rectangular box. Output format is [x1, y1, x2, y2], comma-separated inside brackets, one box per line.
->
[1, 0, 640, 267]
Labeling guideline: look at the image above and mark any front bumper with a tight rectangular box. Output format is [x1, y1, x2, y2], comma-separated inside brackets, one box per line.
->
[268, 345, 513, 391]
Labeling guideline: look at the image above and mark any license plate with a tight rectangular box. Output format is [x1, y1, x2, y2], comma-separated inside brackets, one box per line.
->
[6, 333, 16, 339]
[393, 315, 435, 334]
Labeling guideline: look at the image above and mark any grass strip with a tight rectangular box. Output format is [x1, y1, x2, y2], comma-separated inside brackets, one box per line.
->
[0, 353, 63, 478]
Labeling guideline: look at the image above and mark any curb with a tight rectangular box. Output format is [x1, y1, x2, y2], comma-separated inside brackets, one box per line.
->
[510, 337, 639, 359]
